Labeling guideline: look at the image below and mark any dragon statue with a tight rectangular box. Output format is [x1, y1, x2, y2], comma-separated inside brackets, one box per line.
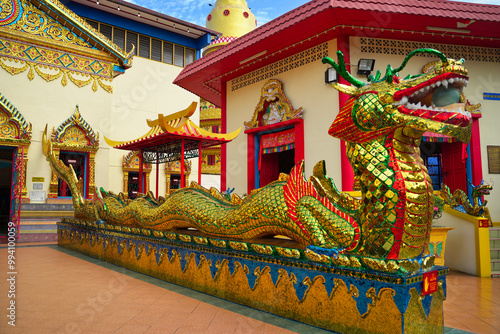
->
[43, 48, 473, 262]
[440, 181, 492, 223]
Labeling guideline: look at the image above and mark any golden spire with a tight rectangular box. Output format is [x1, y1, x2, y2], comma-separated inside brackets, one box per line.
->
[204, 0, 257, 56]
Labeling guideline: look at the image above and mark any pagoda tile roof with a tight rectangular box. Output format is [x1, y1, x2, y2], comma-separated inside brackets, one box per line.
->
[174, 0, 500, 106]
[104, 102, 240, 151]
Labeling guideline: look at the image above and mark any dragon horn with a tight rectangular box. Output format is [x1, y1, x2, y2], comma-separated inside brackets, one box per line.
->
[322, 51, 365, 88]
[392, 48, 447, 74]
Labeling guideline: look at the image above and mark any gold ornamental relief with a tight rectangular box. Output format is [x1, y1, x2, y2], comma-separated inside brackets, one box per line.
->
[0, 0, 14, 21]
[0, 110, 19, 138]
[0, 120, 18, 138]
[59, 125, 88, 145]
[11, 0, 91, 47]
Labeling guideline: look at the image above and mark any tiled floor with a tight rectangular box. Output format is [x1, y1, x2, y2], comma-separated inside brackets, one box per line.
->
[0, 243, 498, 334]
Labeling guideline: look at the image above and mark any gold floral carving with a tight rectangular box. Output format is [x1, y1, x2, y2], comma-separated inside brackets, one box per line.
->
[4, 0, 90, 47]
[0, 0, 122, 93]
[0, 0, 20, 25]
[0, 56, 114, 93]
[244, 79, 304, 130]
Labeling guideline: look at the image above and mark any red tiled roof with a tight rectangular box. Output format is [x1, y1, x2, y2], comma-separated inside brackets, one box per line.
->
[174, 0, 500, 106]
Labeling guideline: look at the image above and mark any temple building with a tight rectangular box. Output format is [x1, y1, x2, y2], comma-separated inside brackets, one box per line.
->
[198, 0, 257, 189]
[176, 0, 500, 218]
[1, 3, 499, 333]
[175, 0, 500, 277]
[0, 0, 217, 241]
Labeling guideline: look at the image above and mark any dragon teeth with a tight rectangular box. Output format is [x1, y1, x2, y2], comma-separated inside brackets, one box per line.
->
[394, 76, 469, 109]
[399, 102, 471, 118]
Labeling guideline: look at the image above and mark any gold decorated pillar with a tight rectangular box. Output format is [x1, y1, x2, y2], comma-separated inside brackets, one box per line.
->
[0, 93, 32, 202]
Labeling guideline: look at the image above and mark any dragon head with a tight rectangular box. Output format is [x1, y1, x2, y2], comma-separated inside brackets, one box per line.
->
[471, 180, 493, 197]
[323, 49, 472, 144]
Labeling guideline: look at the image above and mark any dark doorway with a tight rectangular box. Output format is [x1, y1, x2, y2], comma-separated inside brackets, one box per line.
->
[420, 142, 442, 190]
[0, 147, 13, 236]
[170, 174, 181, 190]
[259, 149, 295, 188]
[420, 141, 467, 193]
[58, 151, 87, 197]
[128, 172, 139, 199]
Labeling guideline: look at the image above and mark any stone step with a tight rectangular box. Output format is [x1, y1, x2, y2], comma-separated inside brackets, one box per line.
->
[17, 221, 58, 243]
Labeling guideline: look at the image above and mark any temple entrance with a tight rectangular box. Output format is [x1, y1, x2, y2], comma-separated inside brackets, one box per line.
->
[420, 141, 467, 193]
[259, 148, 295, 188]
[58, 151, 87, 198]
[0, 147, 13, 236]
[127, 172, 139, 199]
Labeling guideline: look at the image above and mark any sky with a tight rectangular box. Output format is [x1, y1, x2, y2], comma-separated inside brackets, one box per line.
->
[128, 0, 500, 28]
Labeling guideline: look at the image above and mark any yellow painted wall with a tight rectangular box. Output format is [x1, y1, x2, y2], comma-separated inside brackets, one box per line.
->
[108, 57, 200, 197]
[0, 63, 111, 201]
[466, 60, 500, 223]
[0, 56, 200, 201]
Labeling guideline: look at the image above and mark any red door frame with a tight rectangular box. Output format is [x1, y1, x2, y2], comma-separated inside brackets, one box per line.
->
[245, 118, 304, 192]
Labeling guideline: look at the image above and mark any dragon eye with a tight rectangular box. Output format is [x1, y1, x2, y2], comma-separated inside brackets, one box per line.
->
[432, 86, 460, 107]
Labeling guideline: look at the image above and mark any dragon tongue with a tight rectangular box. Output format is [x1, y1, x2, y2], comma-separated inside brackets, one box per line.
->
[440, 102, 465, 113]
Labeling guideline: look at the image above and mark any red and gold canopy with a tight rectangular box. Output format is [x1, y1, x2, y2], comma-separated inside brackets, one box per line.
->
[104, 102, 240, 163]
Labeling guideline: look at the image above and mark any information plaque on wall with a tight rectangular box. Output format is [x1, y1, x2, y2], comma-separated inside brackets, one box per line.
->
[487, 146, 500, 174]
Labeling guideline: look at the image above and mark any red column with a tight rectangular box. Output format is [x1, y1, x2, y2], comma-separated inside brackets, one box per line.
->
[294, 119, 305, 163]
[221, 84, 227, 191]
[247, 133, 255, 192]
[198, 141, 202, 185]
[139, 150, 143, 194]
[155, 151, 159, 199]
[337, 35, 354, 191]
[470, 113, 483, 186]
[181, 139, 185, 189]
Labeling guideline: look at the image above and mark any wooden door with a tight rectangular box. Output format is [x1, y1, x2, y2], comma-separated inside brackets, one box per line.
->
[441, 142, 467, 193]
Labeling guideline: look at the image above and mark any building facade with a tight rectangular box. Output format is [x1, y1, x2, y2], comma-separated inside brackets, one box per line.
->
[0, 0, 217, 237]
[175, 0, 500, 221]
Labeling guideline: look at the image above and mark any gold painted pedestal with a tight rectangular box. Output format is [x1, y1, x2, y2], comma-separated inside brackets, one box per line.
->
[58, 220, 447, 334]
[426, 227, 454, 266]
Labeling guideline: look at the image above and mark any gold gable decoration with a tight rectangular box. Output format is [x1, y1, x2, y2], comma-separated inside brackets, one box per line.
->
[0, 92, 31, 200]
[244, 79, 303, 130]
[48, 105, 98, 200]
[5, 0, 91, 47]
[122, 151, 152, 198]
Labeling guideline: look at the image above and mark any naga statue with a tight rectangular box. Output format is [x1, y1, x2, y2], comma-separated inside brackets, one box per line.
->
[440, 181, 492, 223]
[43, 48, 473, 262]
